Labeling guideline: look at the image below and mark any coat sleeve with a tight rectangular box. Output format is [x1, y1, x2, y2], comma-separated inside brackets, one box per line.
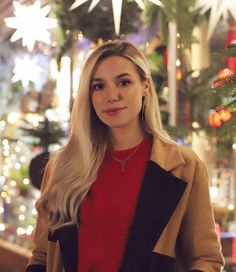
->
[24, 206, 48, 271]
[178, 158, 225, 272]
[25, 162, 52, 272]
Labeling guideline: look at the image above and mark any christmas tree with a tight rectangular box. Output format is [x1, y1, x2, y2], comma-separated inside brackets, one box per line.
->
[211, 44, 236, 112]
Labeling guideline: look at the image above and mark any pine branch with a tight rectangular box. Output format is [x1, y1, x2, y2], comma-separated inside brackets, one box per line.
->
[211, 43, 236, 111]
[224, 44, 236, 57]
[143, 0, 197, 48]
[20, 117, 66, 150]
[212, 74, 236, 111]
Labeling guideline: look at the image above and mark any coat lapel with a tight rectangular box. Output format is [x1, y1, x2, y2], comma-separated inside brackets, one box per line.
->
[49, 224, 78, 272]
[120, 161, 187, 272]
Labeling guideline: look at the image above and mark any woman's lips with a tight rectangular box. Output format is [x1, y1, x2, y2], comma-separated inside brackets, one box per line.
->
[104, 107, 126, 116]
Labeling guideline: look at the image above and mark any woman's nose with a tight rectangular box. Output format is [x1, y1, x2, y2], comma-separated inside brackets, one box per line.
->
[106, 85, 119, 103]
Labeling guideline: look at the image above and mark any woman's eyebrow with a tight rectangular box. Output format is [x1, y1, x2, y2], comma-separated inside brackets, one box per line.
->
[91, 78, 103, 83]
[91, 73, 132, 82]
[116, 73, 132, 79]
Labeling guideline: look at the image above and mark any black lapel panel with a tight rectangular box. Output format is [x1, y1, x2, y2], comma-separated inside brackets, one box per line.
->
[50, 224, 78, 272]
[146, 252, 175, 272]
[120, 161, 187, 272]
[25, 264, 46, 272]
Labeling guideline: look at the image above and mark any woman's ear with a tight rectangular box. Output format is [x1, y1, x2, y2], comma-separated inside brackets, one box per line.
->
[143, 78, 150, 95]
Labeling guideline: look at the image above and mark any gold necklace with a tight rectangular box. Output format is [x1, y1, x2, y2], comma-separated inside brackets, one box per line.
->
[112, 143, 142, 171]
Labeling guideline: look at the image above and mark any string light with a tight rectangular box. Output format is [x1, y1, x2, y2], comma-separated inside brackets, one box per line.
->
[0, 122, 39, 247]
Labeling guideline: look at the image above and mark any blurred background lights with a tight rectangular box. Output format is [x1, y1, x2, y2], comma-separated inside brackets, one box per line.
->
[19, 214, 26, 221]
[20, 156, 26, 163]
[228, 204, 234, 210]
[26, 225, 34, 236]
[14, 163, 21, 169]
[23, 178, 30, 185]
[15, 146, 21, 153]
[10, 180, 17, 187]
[32, 208, 37, 216]
[192, 122, 200, 129]
[7, 112, 20, 124]
[20, 205, 26, 212]
[0, 224, 6, 232]
[210, 186, 219, 200]
[17, 227, 26, 235]
[0, 176, 6, 183]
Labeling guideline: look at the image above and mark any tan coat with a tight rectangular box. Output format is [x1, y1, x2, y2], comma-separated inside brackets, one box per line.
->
[26, 137, 224, 272]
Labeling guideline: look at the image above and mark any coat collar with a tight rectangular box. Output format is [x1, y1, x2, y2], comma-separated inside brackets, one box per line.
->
[150, 137, 185, 172]
[53, 137, 187, 272]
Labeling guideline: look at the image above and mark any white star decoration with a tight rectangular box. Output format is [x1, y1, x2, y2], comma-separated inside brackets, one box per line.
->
[13, 55, 42, 88]
[195, 0, 236, 40]
[70, 0, 163, 36]
[5, 1, 57, 51]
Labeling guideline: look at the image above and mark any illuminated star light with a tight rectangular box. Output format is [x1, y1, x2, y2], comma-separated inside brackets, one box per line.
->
[195, 0, 236, 40]
[70, 0, 163, 36]
[12, 55, 43, 89]
[5, 0, 57, 51]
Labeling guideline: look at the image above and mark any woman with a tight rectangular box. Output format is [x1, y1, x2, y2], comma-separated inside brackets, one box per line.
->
[26, 40, 224, 272]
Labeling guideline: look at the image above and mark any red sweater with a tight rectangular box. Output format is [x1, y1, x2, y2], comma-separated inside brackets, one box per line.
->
[78, 137, 152, 272]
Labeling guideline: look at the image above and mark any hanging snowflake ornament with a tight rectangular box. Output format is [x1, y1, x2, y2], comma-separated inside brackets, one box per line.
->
[69, 0, 163, 36]
[12, 55, 42, 89]
[4, 0, 57, 51]
[195, 0, 236, 40]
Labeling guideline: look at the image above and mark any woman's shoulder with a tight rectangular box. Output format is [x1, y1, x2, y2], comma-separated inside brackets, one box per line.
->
[152, 136, 204, 169]
[177, 144, 206, 172]
[151, 136, 203, 172]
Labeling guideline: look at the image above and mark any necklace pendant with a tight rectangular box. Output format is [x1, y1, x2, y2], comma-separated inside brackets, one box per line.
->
[121, 161, 125, 171]
[112, 142, 142, 171]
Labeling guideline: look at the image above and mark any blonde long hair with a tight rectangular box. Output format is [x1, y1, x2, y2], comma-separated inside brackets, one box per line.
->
[37, 40, 173, 230]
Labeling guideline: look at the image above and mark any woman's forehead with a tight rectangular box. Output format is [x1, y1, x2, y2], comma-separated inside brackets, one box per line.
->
[91, 56, 138, 79]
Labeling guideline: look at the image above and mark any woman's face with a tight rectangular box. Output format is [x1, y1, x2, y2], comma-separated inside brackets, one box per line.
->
[90, 56, 148, 131]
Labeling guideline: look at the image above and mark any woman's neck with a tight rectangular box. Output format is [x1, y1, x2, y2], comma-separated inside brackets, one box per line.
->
[109, 126, 148, 150]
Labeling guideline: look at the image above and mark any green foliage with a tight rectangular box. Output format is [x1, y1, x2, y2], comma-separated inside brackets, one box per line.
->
[224, 44, 236, 57]
[212, 74, 236, 111]
[165, 124, 190, 140]
[143, 0, 197, 49]
[178, 64, 222, 128]
[211, 44, 236, 113]
[176, 0, 196, 49]
[51, 0, 143, 63]
[10, 164, 29, 190]
[20, 117, 65, 151]
[148, 51, 167, 94]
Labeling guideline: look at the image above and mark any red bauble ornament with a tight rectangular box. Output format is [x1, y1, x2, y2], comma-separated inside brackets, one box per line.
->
[217, 68, 234, 79]
[216, 108, 232, 122]
[208, 110, 222, 127]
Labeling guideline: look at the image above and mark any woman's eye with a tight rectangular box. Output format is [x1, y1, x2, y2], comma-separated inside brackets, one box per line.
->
[118, 80, 131, 87]
[91, 83, 104, 90]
